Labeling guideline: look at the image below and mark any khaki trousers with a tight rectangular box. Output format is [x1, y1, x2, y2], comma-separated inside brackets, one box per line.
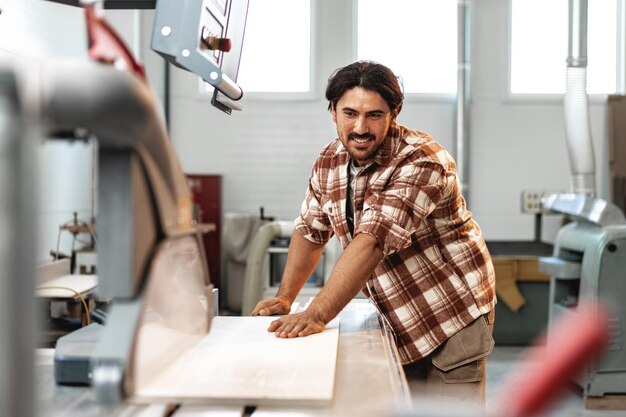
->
[403, 310, 495, 405]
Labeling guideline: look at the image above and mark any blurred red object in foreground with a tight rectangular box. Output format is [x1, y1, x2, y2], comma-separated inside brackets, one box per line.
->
[491, 299, 611, 417]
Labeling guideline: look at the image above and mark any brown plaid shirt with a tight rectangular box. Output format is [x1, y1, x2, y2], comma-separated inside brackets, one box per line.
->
[295, 125, 496, 364]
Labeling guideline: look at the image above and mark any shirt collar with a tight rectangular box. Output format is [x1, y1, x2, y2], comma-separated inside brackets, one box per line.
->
[371, 127, 399, 167]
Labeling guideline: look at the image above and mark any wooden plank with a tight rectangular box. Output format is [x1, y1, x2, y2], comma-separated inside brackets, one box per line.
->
[585, 394, 626, 410]
[134, 316, 339, 407]
[35, 274, 98, 299]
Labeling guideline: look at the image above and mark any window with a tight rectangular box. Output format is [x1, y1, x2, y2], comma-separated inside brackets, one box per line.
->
[510, 0, 617, 94]
[357, 0, 458, 94]
[236, 0, 311, 93]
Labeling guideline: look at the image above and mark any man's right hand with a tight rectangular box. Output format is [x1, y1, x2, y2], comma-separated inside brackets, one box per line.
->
[251, 296, 292, 316]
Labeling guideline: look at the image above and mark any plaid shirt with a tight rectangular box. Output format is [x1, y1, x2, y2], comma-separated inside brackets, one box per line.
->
[295, 125, 496, 364]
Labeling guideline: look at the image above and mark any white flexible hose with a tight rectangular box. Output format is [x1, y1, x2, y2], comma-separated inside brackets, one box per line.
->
[563, 66, 596, 195]
[241, 221, 294, 315]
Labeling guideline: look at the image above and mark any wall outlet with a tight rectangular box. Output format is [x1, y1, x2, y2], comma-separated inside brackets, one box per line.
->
[520, 190, 561, 214]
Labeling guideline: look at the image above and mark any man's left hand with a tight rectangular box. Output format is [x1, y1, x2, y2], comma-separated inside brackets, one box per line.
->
[268, 309, 326, 338]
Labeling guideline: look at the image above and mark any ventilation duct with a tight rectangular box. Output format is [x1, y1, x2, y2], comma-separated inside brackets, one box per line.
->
[564, 0, 596, 196]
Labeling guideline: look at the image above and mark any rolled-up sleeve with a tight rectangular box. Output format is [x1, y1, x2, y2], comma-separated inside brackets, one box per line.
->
[357, 161, 447, 256]
[294, 167, 333, 245]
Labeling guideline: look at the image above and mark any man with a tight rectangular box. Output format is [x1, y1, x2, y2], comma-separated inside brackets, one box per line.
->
[252, 61, 496, 403]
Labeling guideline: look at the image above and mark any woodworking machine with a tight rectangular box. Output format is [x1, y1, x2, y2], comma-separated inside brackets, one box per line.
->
[30, 0, 252, 403]
[539, 194, 626, 398]
[38, 59, 213, 404]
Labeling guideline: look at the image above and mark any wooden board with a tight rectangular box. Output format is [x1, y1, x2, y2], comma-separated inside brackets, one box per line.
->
[134, 316, 340, 407]
[35, 274, 98, 299]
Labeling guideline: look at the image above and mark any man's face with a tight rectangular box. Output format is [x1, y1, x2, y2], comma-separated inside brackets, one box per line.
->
[332, 87, 397, 166]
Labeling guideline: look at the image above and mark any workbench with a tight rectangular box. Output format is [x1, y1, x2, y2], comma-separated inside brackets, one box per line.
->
[37, 300, 411, 417]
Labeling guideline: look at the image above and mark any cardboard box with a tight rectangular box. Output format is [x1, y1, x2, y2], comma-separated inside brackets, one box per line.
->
[492, 256, 551, 345]
[493, 256, 550, 312]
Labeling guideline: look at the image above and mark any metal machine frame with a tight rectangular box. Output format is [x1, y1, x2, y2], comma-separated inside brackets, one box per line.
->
[151, 0, 248, 105]
[0, 65, 37, 417]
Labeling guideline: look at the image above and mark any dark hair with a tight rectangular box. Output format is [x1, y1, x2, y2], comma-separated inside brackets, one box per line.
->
[325, 61, 404, 114]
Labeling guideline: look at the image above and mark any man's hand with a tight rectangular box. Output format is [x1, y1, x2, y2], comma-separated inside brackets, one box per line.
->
[251, 296, 292, 316]
[267, 308, 326, 338]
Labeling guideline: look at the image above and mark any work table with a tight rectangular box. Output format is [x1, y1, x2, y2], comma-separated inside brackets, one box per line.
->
[37, 300, 411, 417]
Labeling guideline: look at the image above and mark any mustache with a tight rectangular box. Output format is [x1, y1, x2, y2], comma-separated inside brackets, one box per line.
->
[348, 133, 375, 141]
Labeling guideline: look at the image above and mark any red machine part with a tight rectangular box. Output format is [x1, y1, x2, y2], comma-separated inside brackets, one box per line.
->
[84, 5, 146, 81]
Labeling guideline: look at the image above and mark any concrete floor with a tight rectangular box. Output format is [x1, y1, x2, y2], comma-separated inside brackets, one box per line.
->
[486, 346, 625, 417]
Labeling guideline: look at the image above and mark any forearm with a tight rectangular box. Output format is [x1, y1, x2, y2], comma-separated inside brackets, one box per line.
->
[276, 231, 325, 303]
[309, 233, 383, 323]
[265, 233, 383, 338]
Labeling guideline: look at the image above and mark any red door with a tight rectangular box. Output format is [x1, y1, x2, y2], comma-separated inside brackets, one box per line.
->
[186, 174, 222, 290]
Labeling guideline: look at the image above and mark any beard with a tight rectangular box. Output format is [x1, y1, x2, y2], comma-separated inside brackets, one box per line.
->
[338, 131, 383, 165]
